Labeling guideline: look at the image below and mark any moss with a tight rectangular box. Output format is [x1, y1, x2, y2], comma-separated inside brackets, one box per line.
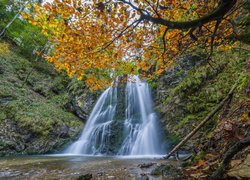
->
[0, 111, 6, 121]
[13, 100, 81, 136]
[151, 164, 180, 177]
[166, 133, 180, 147]
[172, 59, 226, 98]
[0, 41, 83, 155]
[0, 42, 10, 55]
[163, 96, 173, 105]
[237, 73, 250, 92]
[175, 115, 196, 130]
[147, 77, 159, 89]
[0, 140, 7, 147]
[164, 48, 247, 132]
[193, 151, 206, 162]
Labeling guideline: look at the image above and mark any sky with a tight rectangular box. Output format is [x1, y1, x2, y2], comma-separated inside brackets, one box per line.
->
[43, 0, 53, 3]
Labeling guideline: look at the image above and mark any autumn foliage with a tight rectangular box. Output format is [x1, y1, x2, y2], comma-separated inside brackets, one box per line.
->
[22, 0, 243, 89]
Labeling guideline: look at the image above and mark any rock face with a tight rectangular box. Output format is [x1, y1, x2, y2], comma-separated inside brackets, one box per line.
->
[0, 43, 97, 156]
[154, 50, 246, 149]
[66, 90, 98, 120]
[154, 54, 205, 141]
[0, 119, 79, 155]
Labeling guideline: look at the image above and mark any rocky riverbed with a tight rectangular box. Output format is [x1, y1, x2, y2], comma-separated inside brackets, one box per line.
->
[0, 155, 183, 179]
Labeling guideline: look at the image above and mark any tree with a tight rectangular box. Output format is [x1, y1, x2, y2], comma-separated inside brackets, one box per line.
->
[23, 0, 244, 90]
[0, 0, 44, 38]
[0, 0, 48, 59]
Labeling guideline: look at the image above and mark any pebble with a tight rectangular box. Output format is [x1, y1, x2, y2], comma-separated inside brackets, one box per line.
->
[107, 175, 115, 179]
[97, 172, 104, 176]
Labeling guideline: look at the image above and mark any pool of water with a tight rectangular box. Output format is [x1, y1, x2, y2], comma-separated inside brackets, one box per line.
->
[0, 155, 174, 179]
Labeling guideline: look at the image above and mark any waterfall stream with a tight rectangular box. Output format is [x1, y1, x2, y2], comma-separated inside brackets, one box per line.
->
[64, 76, 164, 156]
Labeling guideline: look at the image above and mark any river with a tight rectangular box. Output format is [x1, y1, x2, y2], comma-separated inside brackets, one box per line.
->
[0, 155, 177, 179]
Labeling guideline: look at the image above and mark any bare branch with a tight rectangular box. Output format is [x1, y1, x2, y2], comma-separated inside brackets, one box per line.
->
[143, 0, 161, 18]
[162, 27, 169, 59]
[207, 19, 221, 61]
[101, 18, 142, 50]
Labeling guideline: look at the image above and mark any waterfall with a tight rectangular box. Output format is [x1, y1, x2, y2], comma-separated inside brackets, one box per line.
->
[65, 87, 117, 154]
[118, 76, 163, 155]
[64, 76, 164, 156]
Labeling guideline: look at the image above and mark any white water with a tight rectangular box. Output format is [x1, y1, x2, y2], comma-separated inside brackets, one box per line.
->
[65, 87, 117, 154]
[64, 76, 164, 156]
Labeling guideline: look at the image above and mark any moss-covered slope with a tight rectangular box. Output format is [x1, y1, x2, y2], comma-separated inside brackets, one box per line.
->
[0, 41, 85, 156]
[155, 46, 249, 179]
[156, 47, 249, 147]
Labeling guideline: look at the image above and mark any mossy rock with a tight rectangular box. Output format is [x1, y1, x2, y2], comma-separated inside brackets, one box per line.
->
[151, 164, 182, 177]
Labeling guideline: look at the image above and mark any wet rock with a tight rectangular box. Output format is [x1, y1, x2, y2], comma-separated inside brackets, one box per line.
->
[54, 125, 70, 138]
[151, 164, 183, 178]
[140, 173, 149, 180]
[107, 175, 115, 179]
[156, 54, 205, 100]
[0, 96, 14, 105]
[0, 66, 4, 74]
[76, 173, 92, 180]
[66, 91, 97, 121]
[0, 118, 81, 156]
[227, 154, 250, 179]
[138, 162, 156, 168]
[97, 172, 104, 176]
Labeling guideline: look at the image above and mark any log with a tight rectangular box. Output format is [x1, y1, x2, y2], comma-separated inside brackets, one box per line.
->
[164, 80, 239, 159]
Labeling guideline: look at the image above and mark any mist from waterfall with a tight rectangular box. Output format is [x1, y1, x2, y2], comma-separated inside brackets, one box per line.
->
[64, 76, 164, 156]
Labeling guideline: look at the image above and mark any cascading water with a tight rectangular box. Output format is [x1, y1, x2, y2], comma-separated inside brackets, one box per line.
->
[118, 76, 163, 155]
[65, 87, 117, 154]
[64, 76, 164, 156]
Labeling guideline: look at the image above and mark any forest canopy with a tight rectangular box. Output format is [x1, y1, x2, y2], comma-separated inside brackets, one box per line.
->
[23, 0, 245, 89]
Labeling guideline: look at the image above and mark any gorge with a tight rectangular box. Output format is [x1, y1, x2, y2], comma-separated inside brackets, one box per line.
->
[0, 0, 249, 178]
[65, 76, 165, 156]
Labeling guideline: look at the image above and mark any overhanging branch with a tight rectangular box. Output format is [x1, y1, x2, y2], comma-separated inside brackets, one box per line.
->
[128, 0, 237, 29]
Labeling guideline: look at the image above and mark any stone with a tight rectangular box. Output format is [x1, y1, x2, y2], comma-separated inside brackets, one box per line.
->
[138, 163, 156, 168]
[227, 154, 250, 179]
[107, 176, 116, 179]
[76, 173, 92, 180]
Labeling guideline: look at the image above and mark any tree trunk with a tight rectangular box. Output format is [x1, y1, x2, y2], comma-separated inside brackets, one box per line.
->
[0, 4, 26, 38]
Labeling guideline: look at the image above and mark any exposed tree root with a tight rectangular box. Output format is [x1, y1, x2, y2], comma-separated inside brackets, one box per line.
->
[209, 136, 250, 180]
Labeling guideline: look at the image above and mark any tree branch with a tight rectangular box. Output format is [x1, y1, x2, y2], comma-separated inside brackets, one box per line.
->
[162, 27, 168, 57]
[134, 0, 237, 29]
[206, 19, 221, 61]
[101, 18, 142, 50]
[0, 3, 26, 38]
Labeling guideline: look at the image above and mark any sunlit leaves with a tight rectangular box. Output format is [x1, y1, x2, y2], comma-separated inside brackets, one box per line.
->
[23, 0, 241, 89]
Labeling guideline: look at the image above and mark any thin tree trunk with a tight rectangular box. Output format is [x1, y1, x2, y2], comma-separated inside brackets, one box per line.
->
[164, 80, 239, 159]
[0, 3, 26, 38]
